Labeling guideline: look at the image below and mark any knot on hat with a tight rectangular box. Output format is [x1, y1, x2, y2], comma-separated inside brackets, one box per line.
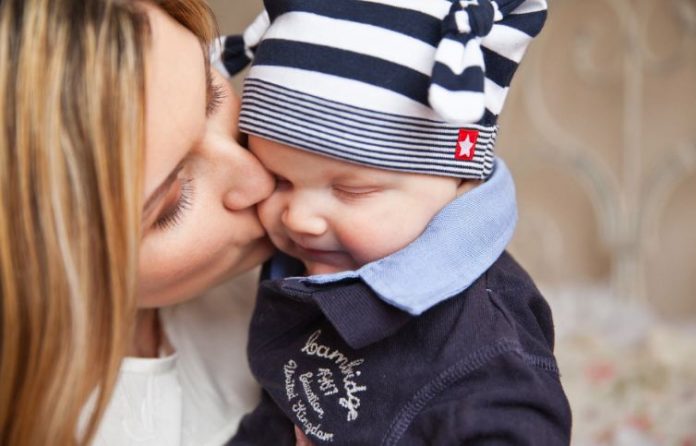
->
[429, 0, 503, 124]
[444, 0, 500, 38]
[218, 11, 270, 76]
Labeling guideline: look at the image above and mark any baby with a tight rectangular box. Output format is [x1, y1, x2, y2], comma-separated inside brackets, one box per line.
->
[219, 0, 571, 444]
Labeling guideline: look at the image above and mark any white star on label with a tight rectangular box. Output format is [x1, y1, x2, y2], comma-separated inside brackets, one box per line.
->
[458, 135, 475, 158]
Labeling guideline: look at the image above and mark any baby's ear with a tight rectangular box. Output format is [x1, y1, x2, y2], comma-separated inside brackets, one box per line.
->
[456, 179, 481, 197]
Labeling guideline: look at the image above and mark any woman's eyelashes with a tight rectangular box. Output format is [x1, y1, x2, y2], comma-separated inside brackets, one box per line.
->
[153, 178, 194, 230]
[206, 80, 226, 116]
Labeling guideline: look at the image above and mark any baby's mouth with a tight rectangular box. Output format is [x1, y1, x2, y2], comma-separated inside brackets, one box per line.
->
[293, 243, 347, 265]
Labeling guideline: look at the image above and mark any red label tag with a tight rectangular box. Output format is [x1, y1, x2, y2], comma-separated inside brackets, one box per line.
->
[454, 129, 479, 161]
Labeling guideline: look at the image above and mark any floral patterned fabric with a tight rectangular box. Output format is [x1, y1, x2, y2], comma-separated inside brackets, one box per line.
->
[548, 287, 696, 446]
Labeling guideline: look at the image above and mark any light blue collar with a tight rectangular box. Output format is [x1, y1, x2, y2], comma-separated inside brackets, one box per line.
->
[269, 157, 518, 315]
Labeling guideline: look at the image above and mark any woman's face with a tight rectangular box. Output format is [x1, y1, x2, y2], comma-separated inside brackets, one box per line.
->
[137, 5, 274, 308]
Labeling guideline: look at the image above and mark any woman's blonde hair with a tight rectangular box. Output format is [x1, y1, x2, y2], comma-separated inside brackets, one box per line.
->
[0, 0, 215, 444]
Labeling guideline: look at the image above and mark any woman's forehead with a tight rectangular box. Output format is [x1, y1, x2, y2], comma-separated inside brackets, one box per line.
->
[142, 3, 207, 200]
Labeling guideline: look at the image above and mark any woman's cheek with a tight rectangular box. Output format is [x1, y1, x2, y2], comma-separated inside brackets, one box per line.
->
[140, 234, 205, 283]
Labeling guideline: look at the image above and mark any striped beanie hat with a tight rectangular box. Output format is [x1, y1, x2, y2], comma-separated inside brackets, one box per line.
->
[218, 0, 547, 179]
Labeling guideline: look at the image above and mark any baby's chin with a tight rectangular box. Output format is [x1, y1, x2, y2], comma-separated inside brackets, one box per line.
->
[304, 261, 351, 276]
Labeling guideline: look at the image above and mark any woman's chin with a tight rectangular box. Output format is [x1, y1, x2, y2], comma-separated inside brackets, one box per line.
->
[227, 236, 275, 277]
[138, 237, 274, 308]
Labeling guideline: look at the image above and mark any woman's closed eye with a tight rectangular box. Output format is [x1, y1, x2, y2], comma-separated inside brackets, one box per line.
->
[153, 178, 194, 230]
[206, 80, 226, 116]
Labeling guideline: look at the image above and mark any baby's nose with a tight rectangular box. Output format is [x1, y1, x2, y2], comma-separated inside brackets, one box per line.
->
[281, 196, 328, 237]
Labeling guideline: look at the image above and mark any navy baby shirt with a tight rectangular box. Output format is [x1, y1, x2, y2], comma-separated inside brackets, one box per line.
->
[230, 160, 571, 445]
[231, 253, 571, 446]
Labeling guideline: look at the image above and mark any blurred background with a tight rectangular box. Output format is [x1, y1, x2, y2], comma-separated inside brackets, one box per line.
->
[209, 0, 696, 444]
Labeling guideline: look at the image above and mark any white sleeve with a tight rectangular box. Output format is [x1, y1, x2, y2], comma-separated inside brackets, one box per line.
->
[161, 268, 262, 446]
[85, 354, 184, 446]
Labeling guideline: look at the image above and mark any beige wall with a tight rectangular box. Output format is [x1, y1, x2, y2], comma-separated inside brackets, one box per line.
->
[209, 0, 696, 319]
[209, 0, 262, 35]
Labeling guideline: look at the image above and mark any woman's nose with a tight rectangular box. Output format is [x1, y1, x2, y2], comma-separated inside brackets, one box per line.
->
[223, 148, 275, 211]
[281, 194, 328, 237]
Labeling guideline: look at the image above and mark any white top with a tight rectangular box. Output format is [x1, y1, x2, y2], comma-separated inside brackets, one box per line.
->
[89, 270, 261, 446]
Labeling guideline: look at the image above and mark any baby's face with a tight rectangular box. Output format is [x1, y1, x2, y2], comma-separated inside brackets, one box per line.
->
[250, 136, 463, 275]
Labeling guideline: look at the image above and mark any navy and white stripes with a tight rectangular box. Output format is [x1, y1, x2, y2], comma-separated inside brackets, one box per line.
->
[241, 77, 497, 178]
[219, 0, 547, 179]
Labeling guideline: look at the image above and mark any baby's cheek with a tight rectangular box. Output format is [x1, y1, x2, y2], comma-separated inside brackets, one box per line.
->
[337, 218, 411, 265]
[256, 196, 281, 232]
[256, 195, 295, 255]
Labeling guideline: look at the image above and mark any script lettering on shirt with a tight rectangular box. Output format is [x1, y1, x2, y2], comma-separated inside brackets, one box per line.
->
[339, 379, 367, 422]
[284, 360, 298, 401]
[300, 372, 325, 418]
[292, 400, 335, 442]
[302, 331, 364, 375]
[300, 330, 367, 422]
[317, 368, 339, 396]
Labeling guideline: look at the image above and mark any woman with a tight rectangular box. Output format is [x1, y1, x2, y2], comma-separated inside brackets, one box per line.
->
[0, 0, 273, 444]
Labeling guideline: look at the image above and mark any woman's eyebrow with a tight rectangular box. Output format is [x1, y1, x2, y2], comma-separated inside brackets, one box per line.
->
[142, 161, 185, 222]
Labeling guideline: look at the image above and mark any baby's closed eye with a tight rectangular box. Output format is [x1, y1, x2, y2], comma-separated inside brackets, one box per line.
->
[332, 184, 382, 200]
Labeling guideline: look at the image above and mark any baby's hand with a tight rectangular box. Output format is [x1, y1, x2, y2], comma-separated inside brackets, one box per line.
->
[294, 426, 315, 446]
